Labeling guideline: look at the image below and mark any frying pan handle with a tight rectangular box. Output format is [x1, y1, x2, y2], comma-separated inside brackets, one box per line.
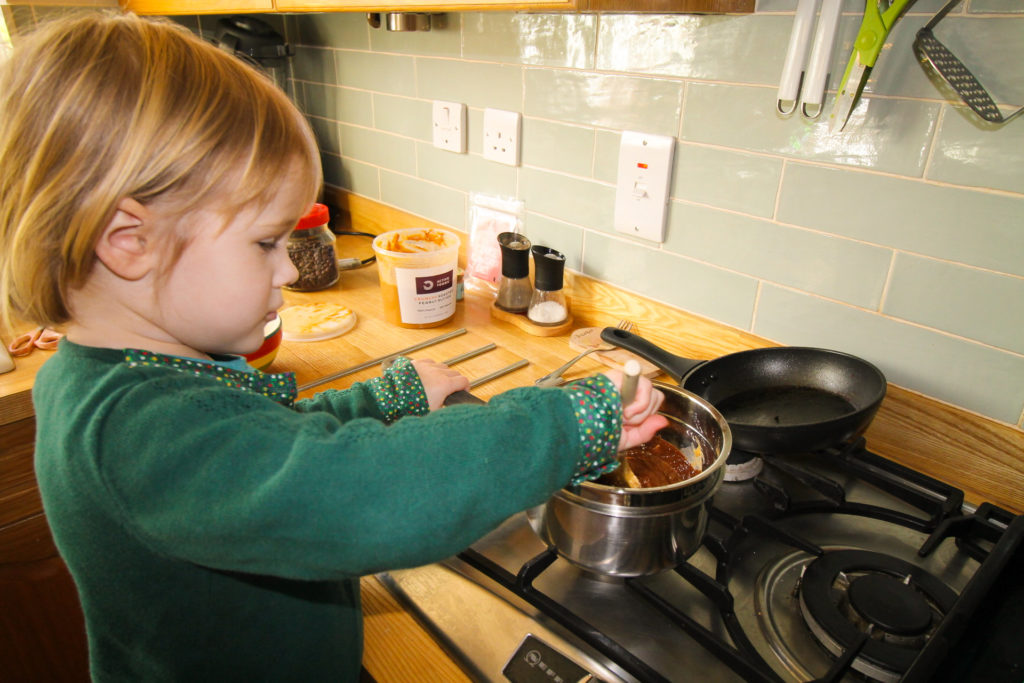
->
[599, 327, 706, 382]
[443, 389, 486, 406]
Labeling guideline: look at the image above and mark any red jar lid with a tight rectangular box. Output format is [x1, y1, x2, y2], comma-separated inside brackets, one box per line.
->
[294, 203, 330, 231]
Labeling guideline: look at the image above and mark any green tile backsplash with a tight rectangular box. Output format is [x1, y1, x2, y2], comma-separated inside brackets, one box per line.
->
[286, 8, 1024, 428]
[777, 164, 1024, 277]
[755, 285, 1024, 425]
[11, 6, 1019, 429]
[463, 12, 597, 68]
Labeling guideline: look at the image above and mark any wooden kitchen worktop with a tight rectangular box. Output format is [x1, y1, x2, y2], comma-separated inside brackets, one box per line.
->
[2, 192, 1022, 681]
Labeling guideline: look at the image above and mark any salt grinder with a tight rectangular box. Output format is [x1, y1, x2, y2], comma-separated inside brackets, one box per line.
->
[495, 232, 533, 313]
[528, 246, 568, 326]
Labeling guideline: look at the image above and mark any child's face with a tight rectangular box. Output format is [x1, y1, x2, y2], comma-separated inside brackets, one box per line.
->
[154, 172, 307, 358]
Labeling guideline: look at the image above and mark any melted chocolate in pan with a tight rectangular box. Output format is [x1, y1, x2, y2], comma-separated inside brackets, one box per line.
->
[600, 435, 700, 488]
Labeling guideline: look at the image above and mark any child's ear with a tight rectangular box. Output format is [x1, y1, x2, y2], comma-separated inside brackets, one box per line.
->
[95, 198, 156, 281]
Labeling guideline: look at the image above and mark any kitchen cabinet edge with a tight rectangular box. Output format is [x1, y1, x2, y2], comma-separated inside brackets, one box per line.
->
[3, 0, 116, 5]
[122, 0, 752, 13]
[581, 0, 752, 10]
[120, 0, 273, 13]
[278, 0, 576, 10]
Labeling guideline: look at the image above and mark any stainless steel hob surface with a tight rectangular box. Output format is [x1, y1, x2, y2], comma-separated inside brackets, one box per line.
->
[381, 443, 1018, 683]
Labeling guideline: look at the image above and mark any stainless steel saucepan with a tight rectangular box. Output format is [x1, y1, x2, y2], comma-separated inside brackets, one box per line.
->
[526, 382, 731, 577]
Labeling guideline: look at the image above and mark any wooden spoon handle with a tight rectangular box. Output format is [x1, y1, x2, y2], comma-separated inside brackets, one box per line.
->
[619, 359, 641, 404]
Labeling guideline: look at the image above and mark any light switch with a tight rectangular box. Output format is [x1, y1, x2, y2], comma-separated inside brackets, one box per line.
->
[432, 100, 466, 153]
[613, 131, 675, 243]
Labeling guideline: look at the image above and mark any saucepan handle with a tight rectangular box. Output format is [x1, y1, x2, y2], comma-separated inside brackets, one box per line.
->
[443, 390, 486, 406]
[599, 327, 706, 382]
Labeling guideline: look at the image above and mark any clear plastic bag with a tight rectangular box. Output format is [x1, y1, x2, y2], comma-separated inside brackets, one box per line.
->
[464, 193, 525, 298]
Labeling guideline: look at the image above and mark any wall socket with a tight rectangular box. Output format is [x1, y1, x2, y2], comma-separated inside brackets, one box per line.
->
[482, 108, 521, 166]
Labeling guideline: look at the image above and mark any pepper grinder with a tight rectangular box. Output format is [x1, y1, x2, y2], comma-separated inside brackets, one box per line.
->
[494, 232, 532, 313]
[528, 246, 568, 326]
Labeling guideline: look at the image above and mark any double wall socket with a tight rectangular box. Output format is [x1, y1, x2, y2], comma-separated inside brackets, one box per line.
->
[432, 100, 466, 153]
[483, 108, 521, 166]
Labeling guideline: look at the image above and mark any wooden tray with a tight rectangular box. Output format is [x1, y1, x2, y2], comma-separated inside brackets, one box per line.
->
[490, 303, 573, 337]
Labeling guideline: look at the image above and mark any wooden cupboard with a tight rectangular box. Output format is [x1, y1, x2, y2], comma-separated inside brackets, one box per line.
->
[0, 416, 90, 683]
[122, 0, 753, 17]
[2, 0, 116, 7]
[123, 0, 274, 12]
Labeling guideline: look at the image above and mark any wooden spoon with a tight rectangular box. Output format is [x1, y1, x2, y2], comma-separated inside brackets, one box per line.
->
[614, 361, 643, 488]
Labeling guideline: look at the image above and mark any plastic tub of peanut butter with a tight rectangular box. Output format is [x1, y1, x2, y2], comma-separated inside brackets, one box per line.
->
[372, 228, 460, 328]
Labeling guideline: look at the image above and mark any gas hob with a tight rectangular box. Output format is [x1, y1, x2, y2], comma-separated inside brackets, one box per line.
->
[381, 439, 1023, 682]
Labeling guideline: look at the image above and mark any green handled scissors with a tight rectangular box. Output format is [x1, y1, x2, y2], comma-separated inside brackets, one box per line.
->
[829, 0, 916, 133]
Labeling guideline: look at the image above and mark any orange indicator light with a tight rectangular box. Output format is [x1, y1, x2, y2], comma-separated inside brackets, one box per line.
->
[637, 162, 648, 169]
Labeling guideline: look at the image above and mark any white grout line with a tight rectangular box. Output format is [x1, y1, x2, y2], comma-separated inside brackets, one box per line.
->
[877, 250, 898, 314]
[749, 280, 763, 333]
[772, 158, 788, 222]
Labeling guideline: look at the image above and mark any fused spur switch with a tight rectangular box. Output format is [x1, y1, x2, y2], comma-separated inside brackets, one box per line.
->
[432, 100, 466, 153]
[613, 131, 675, 243]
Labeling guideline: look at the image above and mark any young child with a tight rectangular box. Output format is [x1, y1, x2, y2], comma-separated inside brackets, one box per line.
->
[0, 13, 668, 682]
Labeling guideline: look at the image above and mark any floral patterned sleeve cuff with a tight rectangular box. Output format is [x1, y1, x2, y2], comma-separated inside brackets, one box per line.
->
[366, 356, 431, 422]
[561, 374, 623, 485]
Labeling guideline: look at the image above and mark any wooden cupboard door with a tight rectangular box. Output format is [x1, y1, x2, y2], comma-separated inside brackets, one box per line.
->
[583, 0, 753, 9]
[275, 0, 578, 9]
[0, 417, 40, 529]
[121, 0, 273, 14]
[0, 416, 88, 681]
[0, 514, 89, 682]
[120, 0, 753, 14]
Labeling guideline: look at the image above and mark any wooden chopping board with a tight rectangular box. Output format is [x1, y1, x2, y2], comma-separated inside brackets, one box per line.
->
[568, 327, 660, 377]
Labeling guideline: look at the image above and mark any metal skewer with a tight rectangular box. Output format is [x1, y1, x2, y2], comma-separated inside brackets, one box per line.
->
[468, 359, 529, 389]
[297, 328, 467, 392]
[443, 343, 497, 367]
[443, 358, 530, 406]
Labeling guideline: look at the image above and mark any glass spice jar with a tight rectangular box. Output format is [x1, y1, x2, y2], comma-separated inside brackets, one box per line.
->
[528, 245, 568, 326]
[284, 203, 339, 291]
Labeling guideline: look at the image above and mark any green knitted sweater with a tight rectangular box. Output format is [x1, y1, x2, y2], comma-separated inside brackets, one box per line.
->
[33, 340, 623, 682]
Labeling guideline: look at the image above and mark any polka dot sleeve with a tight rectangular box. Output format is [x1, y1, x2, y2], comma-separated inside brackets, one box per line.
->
[562, 374, 623, 485]
[366, 356, 430, 422]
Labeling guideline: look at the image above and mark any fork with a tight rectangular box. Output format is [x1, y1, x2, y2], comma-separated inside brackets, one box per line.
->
[534, 319, 635, 387]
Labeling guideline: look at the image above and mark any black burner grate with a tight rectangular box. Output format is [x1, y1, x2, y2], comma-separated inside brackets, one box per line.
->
[457, 439, 1022, 682]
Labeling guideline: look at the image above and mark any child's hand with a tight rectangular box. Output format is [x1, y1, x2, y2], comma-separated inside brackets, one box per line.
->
[601, 370, 670, 451]
[412, 359, 470, 411]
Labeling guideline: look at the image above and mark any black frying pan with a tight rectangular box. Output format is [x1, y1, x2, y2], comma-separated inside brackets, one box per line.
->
[601, 327, 887, 454]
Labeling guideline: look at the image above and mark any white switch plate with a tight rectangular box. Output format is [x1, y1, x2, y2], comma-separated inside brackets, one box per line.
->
[482, 108, 521, 166]
[613, 131, 675, 243]
[432, 100, 466, 153]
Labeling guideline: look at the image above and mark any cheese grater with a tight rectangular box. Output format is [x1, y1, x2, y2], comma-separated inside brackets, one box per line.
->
[914, 0, 1023, 125]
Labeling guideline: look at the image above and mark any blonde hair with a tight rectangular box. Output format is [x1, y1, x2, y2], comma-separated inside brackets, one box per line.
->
[0, 12, 322, 329]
